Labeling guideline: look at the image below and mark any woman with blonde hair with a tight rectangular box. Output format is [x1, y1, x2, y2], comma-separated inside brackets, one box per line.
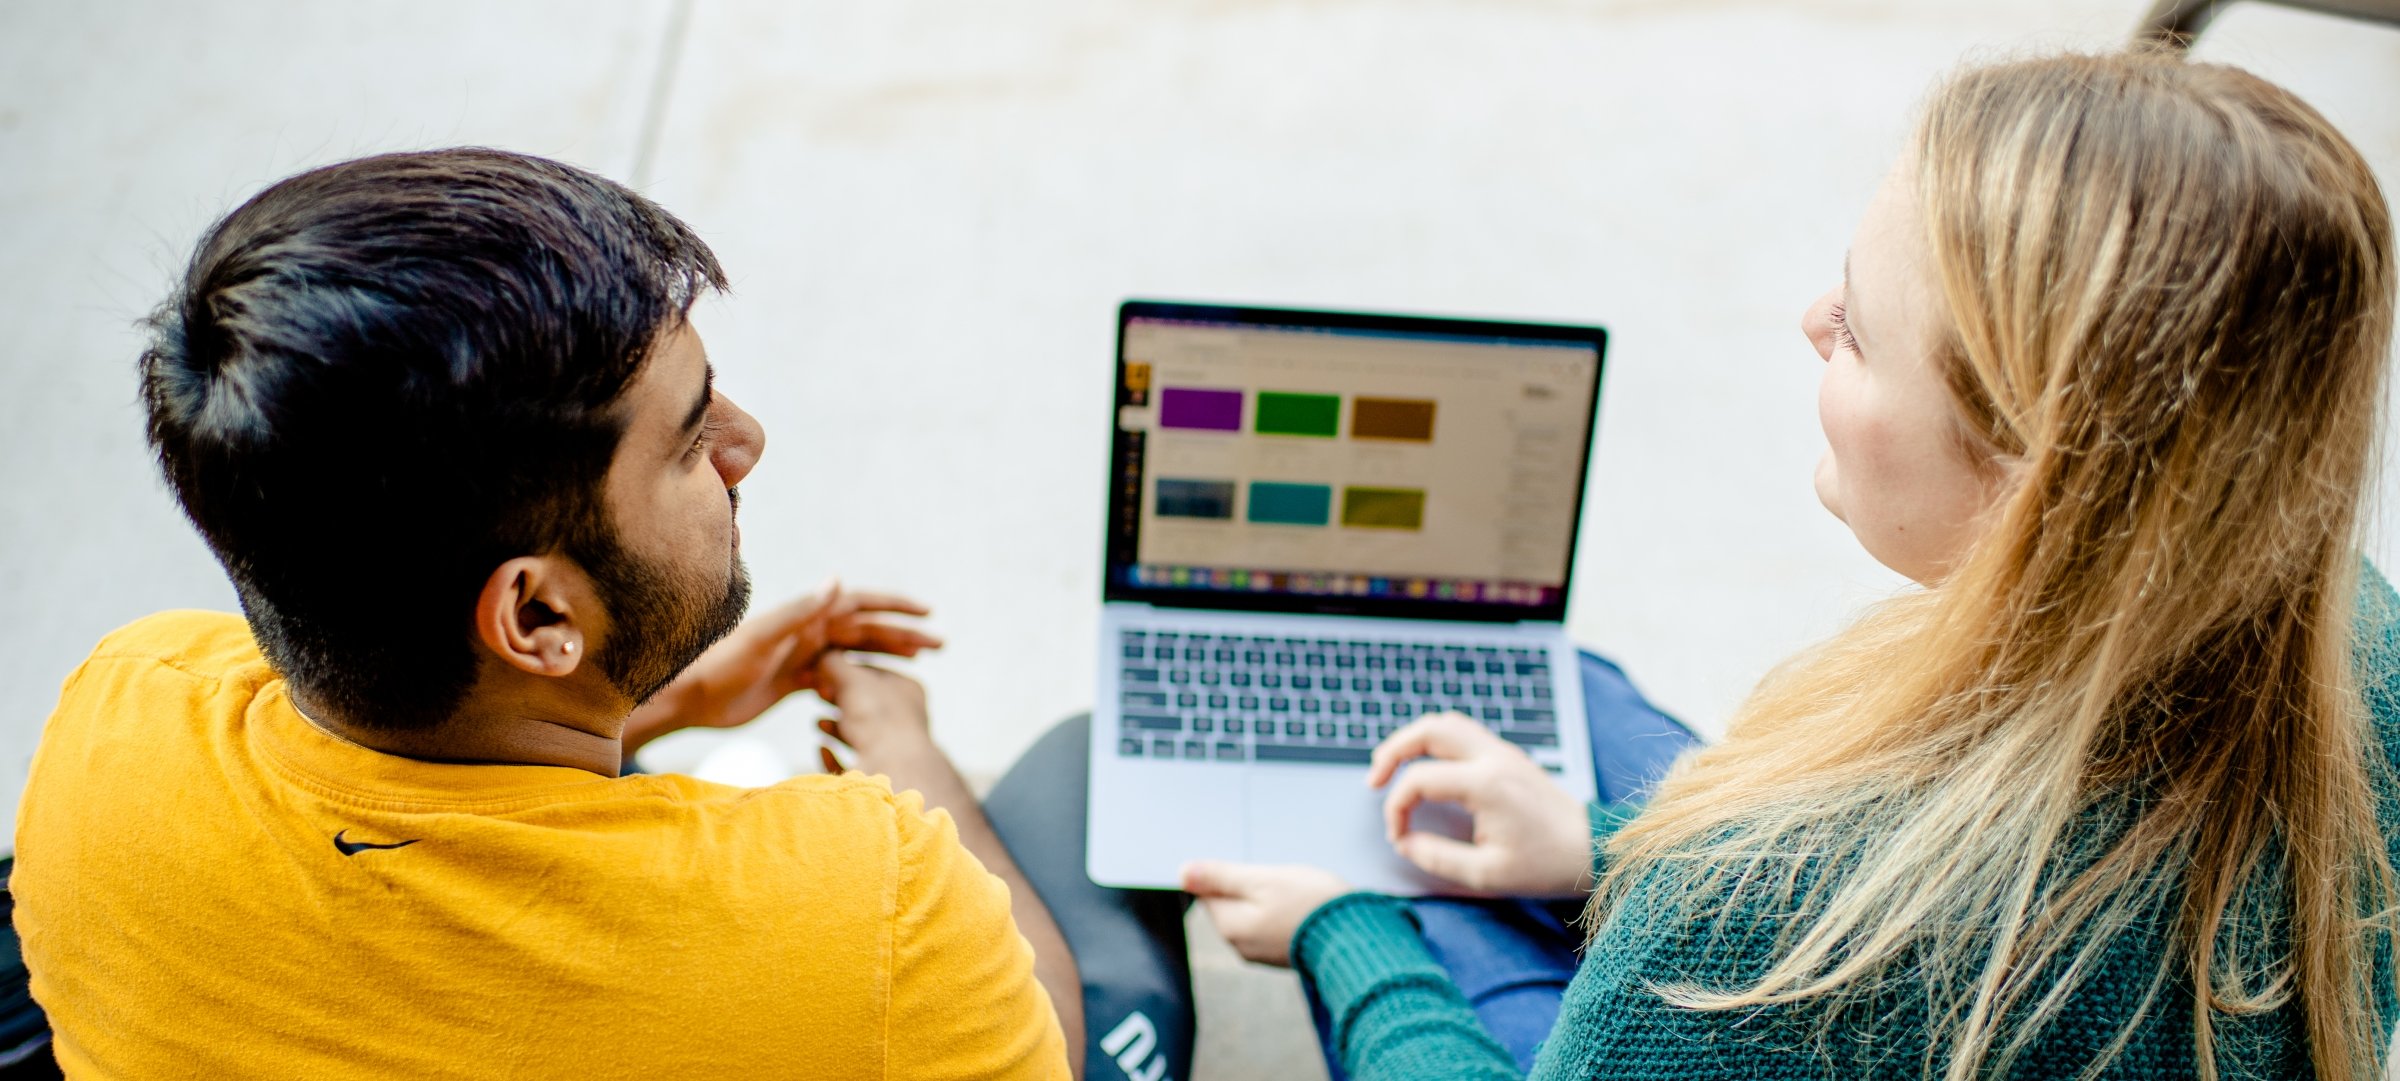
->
[1185, 47, 2400, 1079]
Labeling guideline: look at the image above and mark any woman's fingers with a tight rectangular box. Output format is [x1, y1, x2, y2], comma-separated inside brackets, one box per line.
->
[1393, 830, 1495, 891]
[1179, 860, 1254, 898]
[1366, 712, 1499, 786]
[1381, 759, 1479, 842]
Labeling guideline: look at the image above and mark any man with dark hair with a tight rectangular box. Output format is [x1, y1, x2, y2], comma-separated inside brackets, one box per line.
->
[12, 148, 1081, 1079]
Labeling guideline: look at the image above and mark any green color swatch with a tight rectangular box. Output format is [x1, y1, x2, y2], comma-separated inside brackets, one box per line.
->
[1254, 392, 1341, 438]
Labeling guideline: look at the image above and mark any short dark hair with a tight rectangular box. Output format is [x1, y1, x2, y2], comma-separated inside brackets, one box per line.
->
[141, 148, 727, 730]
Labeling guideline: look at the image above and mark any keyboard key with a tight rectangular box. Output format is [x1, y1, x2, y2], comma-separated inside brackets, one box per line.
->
[1333, 655, 1357, 669]
[1360, 702, 1385, 717]
[1290, 674, 1314, 691]
[1381, 679, 1404, 694]
[1224, 718, 1247, 735]
[1177, 693, 1199, 708]
[1395, 658, 1418, 672]
[1283, 720, 1308, 738]
[1124, 691, 1168, 709]
[1229, 672, 1253, 687]
[1376, 724, 1398, 739]
[1123, 713, 1183, 732]
[1268, 697, 1292, 712]
[1329, 700, 1353, 715]
[1244, 650, 1267, 664]
[1255, 743, 1373, 765]
[1500, 684, 1523, 699]
[1514, 662, 1549, 677]
[1215, 742, 1244, 761]
[1122, 666, 1161, 684]
[1207, 694, 1229, 708]
[1441, 681, 1462, 696]
[1184, 740, 1207, 758]
[1152, 738, 1178, 758]
[1192, 717, 1215, 733]
[1511, 707, 1556, 724]
[1260, 673, 1284, 689]
[1315, 722, 1338, 739]
[1198, 671, 1222, 686]
[1299, 699, 1322, 714]
[1122, 644, 1147, 659]
[1480, 706, 1505, 723]
[1472, 682, 1493, 696]
[1499, 728, 1559, 748]
[1238, 695, 1261, 710]
[1364, 656, 1387, 671]
[1345, 723, 1369, 740]
[1120, 738, 1144, 757]
[1411, 680, 1434, 694]
[1531, 685, 1553, 701]
[1214, 649, 1237, 663]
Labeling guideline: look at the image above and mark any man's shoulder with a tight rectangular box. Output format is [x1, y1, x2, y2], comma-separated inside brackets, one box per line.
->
[78, 609, 265, 685]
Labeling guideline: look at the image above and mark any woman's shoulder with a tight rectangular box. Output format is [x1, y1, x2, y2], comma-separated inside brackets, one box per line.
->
[2354, 562, 2400, 748]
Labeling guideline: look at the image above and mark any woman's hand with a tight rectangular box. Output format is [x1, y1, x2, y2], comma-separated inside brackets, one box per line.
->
[1369, 713, 1596, 897]
[1181, 861, 1352, 967]
[623, 581, 940, 753]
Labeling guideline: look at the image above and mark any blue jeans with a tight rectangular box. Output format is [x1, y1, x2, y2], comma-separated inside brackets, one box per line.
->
[984, 650, 1696, 1081]
[1301, 651, 1696, 1076]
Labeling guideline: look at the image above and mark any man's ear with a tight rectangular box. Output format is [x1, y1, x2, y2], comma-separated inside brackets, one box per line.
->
[473, 556, 593, 678]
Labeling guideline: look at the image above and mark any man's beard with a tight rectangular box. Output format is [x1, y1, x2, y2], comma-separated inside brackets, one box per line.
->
[576, 527, 751, 707]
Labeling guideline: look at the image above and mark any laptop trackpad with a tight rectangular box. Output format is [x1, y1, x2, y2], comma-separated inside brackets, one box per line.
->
[1243, 767, 1468, 895]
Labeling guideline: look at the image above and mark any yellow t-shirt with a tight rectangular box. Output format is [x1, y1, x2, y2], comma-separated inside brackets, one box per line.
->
[14, 611, 1068, 1080]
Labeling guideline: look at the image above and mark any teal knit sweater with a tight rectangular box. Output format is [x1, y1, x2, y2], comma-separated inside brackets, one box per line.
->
[1292, 571, 2400, 1080]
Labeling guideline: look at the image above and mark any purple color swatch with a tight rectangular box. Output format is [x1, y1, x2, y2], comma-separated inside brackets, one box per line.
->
[1159, 387, 1244, 432]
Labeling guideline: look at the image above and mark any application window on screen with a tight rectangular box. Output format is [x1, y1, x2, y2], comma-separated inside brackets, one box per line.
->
[1117, 316, 1597, 605]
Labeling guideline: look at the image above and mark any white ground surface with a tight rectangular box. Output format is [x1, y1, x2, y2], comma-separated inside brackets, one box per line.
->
[4, 2, 2398, 1076]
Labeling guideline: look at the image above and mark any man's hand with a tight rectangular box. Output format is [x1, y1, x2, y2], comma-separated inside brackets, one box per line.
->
[810, 652, 939, 771]
[1181, 861, 1352, 967]
[622, 582, 939, 754]
[1368, 713, 1595, 897]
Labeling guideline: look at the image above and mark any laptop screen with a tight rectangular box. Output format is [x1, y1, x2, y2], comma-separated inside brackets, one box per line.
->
[1103, 301, 1605, 623]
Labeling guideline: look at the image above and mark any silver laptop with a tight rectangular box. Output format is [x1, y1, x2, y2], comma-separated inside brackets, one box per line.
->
[1087, 300, 1609, 894]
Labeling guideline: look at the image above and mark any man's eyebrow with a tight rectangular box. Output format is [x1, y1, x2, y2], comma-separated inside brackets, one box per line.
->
[676, 364, 714, 445]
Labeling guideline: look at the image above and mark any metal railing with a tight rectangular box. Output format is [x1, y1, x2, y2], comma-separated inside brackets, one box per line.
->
[2137, 0, 2400, 46]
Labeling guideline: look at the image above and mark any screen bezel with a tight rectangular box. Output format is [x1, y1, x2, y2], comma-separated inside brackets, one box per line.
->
[1102, 299, 1608, 624]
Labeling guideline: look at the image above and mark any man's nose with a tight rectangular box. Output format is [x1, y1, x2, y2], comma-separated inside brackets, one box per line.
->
[710, 397, 765, 488]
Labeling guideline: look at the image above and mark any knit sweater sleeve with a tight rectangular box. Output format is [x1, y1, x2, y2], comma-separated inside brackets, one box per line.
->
[1287, 799, 1651, 1081]
[1291, 893, 1520, 1080]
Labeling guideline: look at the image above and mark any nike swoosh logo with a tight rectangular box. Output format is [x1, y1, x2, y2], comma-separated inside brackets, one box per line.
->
[332, 829, 421, 856]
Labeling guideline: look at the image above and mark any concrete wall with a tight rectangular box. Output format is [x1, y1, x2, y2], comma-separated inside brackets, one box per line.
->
[4, 0, 2397, 838]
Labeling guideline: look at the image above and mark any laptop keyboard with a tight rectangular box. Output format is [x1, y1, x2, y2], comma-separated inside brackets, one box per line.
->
[1114, 630, 1564, 772]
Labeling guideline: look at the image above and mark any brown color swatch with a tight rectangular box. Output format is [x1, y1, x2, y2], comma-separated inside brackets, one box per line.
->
[1351, 397, 1436, 442]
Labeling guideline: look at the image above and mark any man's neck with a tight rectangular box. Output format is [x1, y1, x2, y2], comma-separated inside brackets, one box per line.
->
[291, 685, 630, 777]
